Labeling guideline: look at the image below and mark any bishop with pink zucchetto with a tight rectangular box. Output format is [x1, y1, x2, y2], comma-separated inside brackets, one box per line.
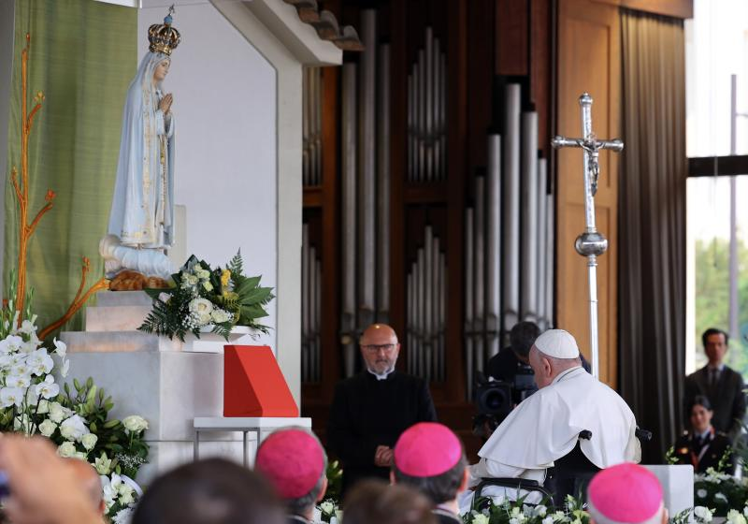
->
[588, 463, 667, 524]
[391, 422, 468, 524]
[255, 428, 328, 524]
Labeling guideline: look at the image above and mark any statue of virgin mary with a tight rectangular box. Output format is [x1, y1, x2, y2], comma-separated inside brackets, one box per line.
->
[103, 10, 181, 282]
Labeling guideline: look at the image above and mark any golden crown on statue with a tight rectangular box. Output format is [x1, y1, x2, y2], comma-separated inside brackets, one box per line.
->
[148, 5, 181, 56]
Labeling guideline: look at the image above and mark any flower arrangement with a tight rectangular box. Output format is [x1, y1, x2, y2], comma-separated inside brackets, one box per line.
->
[693, 467, 748, 516]
[317, 499, 342, 524]
[462, 495, 590, 524]
[0, 291, 150, 523]
[139, 251, 274, 341]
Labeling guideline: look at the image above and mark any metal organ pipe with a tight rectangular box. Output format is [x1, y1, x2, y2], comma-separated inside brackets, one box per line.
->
[358, 9, 376, 328]
[520, 111, 539, 322]
[502, 84, 521, 333]
[341, 63, 357, 378]
[377, 44, 391, 322]
[486, 135, 502, 359]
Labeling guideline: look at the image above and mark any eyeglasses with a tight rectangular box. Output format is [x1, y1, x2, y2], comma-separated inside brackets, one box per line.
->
[361, 344, 397, 353]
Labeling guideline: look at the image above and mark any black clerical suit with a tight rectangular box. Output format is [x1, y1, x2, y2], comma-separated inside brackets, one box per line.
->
[672, 428, 734, 474]
[327, 370, 437, 494]
[684, 365, 746, 435]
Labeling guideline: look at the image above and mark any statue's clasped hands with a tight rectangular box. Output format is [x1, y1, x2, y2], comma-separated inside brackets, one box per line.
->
[159, 93, 174, 115]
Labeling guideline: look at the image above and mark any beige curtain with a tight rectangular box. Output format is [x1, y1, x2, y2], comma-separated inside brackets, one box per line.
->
[619, 9, 687, 462]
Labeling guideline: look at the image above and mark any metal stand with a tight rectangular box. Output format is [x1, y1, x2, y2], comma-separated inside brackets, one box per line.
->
[551, 93, 623, 378]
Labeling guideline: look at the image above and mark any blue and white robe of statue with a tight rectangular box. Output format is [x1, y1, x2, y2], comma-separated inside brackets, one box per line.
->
[108, 51, 175, 249]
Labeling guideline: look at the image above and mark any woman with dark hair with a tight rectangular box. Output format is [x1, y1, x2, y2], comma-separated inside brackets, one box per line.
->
[672, 395, 734, 473]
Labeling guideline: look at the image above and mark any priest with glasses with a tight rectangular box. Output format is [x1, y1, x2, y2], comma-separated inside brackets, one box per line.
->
[328, 324, 437, 494]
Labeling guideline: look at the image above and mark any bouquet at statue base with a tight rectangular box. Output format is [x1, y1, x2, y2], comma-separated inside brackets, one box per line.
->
[461, 494, 590, 524]
[139, 251, 274, 341]
[0, 293, 150, 523]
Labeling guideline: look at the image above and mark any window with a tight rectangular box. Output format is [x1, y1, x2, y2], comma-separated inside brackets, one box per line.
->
[685, 0, 748, 375]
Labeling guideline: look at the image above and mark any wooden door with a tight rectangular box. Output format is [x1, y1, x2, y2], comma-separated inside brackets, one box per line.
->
[556, 0, 620, 387]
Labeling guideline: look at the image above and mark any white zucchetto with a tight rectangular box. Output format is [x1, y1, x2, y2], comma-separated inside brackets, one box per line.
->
[534, 329, 580, 359]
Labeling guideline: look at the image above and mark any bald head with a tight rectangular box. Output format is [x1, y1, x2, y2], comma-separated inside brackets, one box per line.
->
[66, 458, 105, 515]
[359, 324, 400, 375]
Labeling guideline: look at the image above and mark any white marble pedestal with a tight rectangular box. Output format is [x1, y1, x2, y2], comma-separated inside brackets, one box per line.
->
[56, 291, 301, 485]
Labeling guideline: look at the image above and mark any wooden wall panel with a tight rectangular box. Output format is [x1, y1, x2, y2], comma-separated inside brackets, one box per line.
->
[556, 0, 619, 387]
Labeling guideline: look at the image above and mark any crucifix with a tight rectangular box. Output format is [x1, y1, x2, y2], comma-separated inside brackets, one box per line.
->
[551, 93, 623, 379]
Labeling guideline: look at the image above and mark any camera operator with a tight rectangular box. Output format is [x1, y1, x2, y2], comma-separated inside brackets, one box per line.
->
[486, 322, 541, 403]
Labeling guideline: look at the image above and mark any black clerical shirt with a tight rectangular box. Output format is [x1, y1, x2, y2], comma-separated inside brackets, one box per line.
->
[327, 370, 437, 493]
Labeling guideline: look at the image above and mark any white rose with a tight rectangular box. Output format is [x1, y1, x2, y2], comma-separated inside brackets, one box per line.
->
[38, 419, 57, 437]
[189, 298, 213, 315]
[122, 415, 149, 433]
[81, 432, 98, 451]
[49, 402, 68, 423]
[471, 515, 490, 524]
[58, 441, 77, 458]
[37, 399, 49, 414]
[211, 309, 231, 324]
[60, 414, 88, 441]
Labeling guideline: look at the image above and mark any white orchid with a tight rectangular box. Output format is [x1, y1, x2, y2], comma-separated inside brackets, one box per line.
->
[0, 387, 24, 407]
[59, 358, 70, 378]
[6, 373, 31, 389]
[25, 349, 53, 375]
[53, 338, 67, 357]
[35, 375, 59, 399]
[18, 320, 36, 336]
[0, 335, 24, 355]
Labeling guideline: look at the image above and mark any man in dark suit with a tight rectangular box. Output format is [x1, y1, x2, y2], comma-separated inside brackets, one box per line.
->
[684, 328, 746, 438]
[328, 324, 437, 495]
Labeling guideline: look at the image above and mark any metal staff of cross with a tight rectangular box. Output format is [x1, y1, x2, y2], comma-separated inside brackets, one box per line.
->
[551, 93, 623, 379]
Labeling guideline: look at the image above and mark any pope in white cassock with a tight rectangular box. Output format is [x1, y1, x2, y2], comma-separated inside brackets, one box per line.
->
[469, 329, 641, 487]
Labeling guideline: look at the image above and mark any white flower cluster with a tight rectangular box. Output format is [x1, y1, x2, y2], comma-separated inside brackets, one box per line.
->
[727, 509, 747, 524]
[0, 315, 67, 421]
[693, 506, 714, 524]
[316, 499, 343, 524]
[102, 473, 140, 512]
[178, 264, 233, 330]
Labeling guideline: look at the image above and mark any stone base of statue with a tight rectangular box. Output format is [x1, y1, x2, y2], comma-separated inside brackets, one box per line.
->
[57, 291, 295, 485]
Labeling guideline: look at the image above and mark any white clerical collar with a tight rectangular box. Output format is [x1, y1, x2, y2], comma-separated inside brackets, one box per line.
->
[367, 367, 395, 381]
[551, 365, 584, 385]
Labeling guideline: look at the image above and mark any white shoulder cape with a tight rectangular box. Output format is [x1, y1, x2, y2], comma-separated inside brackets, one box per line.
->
[478, 367, 641, 470]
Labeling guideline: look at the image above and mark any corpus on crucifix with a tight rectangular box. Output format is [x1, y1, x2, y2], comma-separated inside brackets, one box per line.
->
[551, 93, 624, 379]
